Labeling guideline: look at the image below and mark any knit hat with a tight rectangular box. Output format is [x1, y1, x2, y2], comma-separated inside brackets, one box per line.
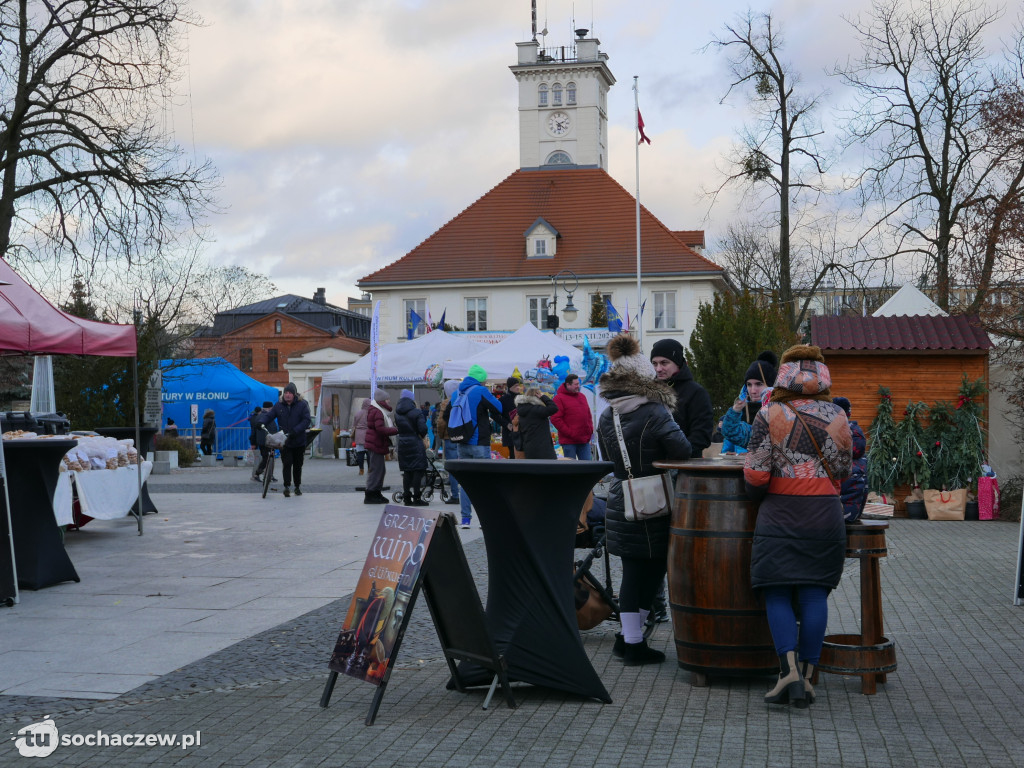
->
[443, 380, 459, 397]
[832, 396, 852, 417]
[467, 364, 488, 383]
[608, 334, 656, 378]
[284, 382, 298, 395]
[400, 388, 415, 400]
[373, 389, 392, 403]
[649, 338, 687, 369]
[744, 351, 779, 386]
[506, 376, 522, 389]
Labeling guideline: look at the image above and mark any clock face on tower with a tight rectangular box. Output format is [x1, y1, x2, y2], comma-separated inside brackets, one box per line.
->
[547, 111, 571, 137]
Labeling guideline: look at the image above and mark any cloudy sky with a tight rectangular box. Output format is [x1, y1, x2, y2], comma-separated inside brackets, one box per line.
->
[174, 0, 1023, 307]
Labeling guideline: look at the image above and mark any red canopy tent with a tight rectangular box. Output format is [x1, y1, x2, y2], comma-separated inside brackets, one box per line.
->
[0, 258, 136, 356]
[0, 258, 138, 605]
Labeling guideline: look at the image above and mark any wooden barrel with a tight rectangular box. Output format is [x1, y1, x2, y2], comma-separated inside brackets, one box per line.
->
[656, 458, 776, 680]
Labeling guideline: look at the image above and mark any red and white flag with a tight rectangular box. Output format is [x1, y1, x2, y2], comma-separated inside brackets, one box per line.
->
[637, 110, 651, 145]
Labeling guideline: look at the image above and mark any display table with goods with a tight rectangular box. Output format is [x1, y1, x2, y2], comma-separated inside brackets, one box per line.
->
[94, 427, 159, 515]
[0, 437, 80, 590]
[444, 458, 613, 703]
[52, 434, 151, 528]
[654, 457, 776, 686]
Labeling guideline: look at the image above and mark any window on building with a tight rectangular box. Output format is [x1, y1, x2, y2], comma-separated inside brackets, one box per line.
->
[552, 83, 562, 105]
[466, 298, 487, 332]
[404, 299, 427, 337]
[528, 296, 550, 328]
[274, 319, 282, 334]
[545, 150, 572, 165]
[654, 291, 676, 330]
[538, 84, 548, 106]
[567, 82, 576, 104]
[535, 239, 546, 256]
[239, 348, 253, 372]
[268, 349, 279, 371]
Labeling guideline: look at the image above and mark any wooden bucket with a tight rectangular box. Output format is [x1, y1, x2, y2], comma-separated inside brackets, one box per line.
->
[658, 458, 776, 679]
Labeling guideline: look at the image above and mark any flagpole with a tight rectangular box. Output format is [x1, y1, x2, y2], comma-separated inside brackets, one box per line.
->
[634, 75, 643, 351]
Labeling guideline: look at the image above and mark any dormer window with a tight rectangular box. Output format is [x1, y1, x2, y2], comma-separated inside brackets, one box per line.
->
[567, 82, 576, 105]
[524, 217, 558, 259]
[538, 84, 548, 107]
[552, 83, 562, 105]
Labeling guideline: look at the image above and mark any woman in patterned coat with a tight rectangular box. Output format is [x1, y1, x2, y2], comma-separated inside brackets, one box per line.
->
[743, 345, 852, 708]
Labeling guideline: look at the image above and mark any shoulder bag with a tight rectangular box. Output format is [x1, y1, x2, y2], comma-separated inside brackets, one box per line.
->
[612, 408, 672, 522]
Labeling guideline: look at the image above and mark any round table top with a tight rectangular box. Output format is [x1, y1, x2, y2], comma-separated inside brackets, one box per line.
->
[446, 458, 614, 476]
[2, 438, 77, 452]
[654, 456, 746, 471]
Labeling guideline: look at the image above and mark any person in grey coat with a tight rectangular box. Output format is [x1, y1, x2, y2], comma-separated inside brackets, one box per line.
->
[597, 335, 691, 666]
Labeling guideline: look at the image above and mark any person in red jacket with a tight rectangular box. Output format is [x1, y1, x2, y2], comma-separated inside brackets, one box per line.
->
[363, 389, 398, 504]
[552, 374, 594, 459]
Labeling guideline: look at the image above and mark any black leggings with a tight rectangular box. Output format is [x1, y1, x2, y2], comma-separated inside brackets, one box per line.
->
[618, 556, 667, 613]
[403, 470, 425, 498]
[280, 445, 305, 487]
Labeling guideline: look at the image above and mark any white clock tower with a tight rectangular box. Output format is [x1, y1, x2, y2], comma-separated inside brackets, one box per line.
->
[511, 29, 615, 170]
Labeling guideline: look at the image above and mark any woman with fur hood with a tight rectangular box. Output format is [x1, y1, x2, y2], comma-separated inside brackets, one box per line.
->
[597, 335, 691, 666]
[514, 387, 558, 459]
[744, 345, 852, 708]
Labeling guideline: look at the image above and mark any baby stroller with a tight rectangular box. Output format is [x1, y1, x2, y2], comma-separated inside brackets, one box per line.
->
[391, 449, 453, 504]
[573, 491, 655, 638]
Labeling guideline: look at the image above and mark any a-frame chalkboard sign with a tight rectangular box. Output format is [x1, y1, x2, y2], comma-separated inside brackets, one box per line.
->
[320, 506, 514, 725]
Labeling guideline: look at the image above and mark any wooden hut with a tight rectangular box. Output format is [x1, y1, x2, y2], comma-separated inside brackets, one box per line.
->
[810, 314, 993, 512]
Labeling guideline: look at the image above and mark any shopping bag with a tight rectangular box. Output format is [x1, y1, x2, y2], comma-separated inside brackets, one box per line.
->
[923, 488, 967, 521]
[977, 477, 1000, 521]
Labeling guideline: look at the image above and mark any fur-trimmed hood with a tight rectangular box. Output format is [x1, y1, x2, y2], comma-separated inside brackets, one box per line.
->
[514, 393, 550, 407]
[598, 367, 677, 411]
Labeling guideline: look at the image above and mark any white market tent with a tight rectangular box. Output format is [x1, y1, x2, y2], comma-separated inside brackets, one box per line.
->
[317, 330, 488, 441]
[442, 322, 583, 380]
[873, 284, 948, 317]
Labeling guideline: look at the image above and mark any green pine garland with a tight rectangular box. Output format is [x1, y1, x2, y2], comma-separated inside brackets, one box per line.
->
[867, 386, 900, 496]
[894, 401, 930, 489]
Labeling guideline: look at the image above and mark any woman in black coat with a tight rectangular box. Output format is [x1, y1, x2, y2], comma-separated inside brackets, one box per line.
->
[514, 388, 558, 459]
[200, 409, 216, 455]
[597, 335, 691, 666]
[394, 389, 428, 506]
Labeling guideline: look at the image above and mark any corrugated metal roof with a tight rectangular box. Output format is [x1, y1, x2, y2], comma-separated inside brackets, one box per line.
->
[810, 314, 992, 351]
[358, 168, 723, 286]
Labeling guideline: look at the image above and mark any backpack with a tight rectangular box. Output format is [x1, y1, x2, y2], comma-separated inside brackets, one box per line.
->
[445, 391, 477, 443]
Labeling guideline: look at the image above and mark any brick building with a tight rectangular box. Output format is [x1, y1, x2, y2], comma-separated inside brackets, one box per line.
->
[192, 289, 370, 391]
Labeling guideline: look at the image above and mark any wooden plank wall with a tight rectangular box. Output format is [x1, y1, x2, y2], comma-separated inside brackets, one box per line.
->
[824, 352, 989, 515]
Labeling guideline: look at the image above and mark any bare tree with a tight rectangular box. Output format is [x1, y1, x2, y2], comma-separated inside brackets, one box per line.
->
[0, 0, 217, 268]
[714, 221, 781, 294]
[708, 10, 830, 329]
[839, 0, 1024, 311]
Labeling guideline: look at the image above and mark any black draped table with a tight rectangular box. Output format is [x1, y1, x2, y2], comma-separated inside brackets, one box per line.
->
[1, 439, 80, 590]
[95, 427, 159, 515]
[445, 458, 613, 703]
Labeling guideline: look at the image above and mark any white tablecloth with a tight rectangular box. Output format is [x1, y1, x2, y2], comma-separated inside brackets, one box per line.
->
[53, 471, 74, 527]
[63, 462, 153, 522]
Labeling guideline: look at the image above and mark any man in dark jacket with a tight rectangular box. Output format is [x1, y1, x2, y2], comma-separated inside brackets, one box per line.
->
[650, 339, 713, 457]
[250, 401, 278, 482]
[499, 376, 522, 458]
[260, 383, 311, 498]
[396, 389, 429, 506]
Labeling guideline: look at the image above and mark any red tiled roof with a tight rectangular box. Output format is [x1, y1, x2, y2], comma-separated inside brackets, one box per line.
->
[810, 314, 992, 351]
[358, 168, 723, 286]
[672, 230, 705, 249]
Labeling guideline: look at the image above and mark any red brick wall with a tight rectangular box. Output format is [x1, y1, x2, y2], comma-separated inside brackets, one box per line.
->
[192, 315, 333, 389]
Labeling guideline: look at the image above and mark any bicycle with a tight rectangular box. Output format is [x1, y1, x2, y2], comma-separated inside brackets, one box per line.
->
[261, 427, 287, 499]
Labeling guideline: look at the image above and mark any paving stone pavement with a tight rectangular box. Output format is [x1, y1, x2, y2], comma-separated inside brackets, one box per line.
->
[2, 459, 1024, 766]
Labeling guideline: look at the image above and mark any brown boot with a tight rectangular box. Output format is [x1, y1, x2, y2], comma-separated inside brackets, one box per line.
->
[801, 660, 816, 705]
[359, 467, 364, 475]
[765, 651, 806, 707]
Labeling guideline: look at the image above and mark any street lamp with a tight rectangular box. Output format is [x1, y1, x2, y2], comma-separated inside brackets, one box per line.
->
[546, 269, 579, 329]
